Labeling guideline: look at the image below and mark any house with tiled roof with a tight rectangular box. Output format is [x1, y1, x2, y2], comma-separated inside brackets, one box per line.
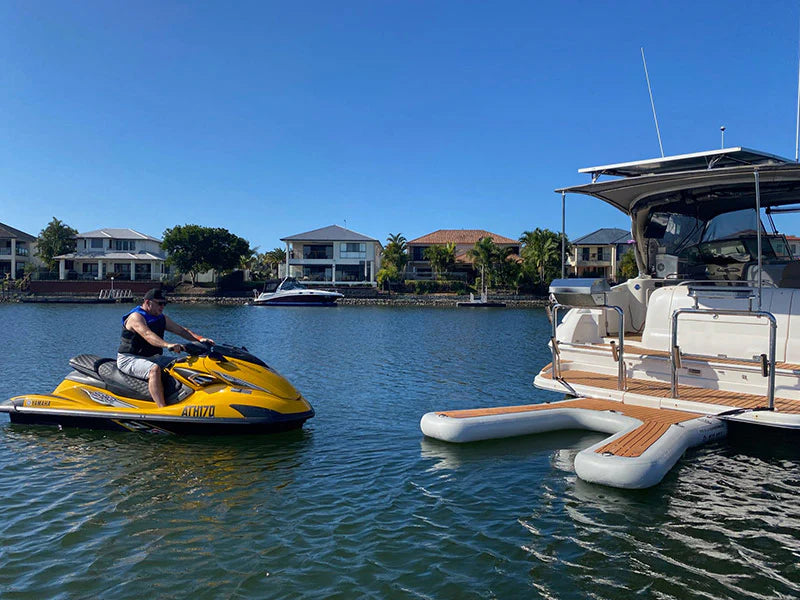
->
[281, 224, 382, 286]
[0, 222, 38, 279]
[567, 227, 634, 281]
[406, 229, 520, 280]
[54, 228, 168, 281]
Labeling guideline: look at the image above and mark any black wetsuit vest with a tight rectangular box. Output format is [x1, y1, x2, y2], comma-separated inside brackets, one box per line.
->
[118, 306, 166, 357]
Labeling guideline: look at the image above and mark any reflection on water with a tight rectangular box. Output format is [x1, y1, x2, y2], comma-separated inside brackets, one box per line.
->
[1, 304, 799, 599]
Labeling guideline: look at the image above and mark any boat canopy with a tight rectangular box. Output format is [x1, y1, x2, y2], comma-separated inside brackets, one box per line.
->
[559, 163, 800, 216]
[555, 148, 800, 286]
[574, 147, 792, 181]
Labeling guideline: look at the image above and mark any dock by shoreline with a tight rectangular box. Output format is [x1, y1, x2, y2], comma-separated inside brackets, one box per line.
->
[5, 293, 548, 308]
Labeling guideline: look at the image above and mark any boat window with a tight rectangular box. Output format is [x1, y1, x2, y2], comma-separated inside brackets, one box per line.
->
[280, 279, 305, 290]
[701, 209, 764, 242]
[645, 212, 702, 255]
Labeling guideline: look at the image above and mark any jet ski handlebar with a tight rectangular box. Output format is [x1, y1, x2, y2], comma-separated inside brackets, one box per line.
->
[183, 341, 215, 356]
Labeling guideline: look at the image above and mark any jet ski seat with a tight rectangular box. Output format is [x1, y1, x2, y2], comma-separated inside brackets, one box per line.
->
[67, 354, 188, 403]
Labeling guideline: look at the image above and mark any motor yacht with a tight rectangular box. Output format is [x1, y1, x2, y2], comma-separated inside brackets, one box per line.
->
[252, 277, 343, 306]
[422, 147, 800, 488]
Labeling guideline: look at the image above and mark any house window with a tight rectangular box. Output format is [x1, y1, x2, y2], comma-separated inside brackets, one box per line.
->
[135, 263, 151, 280]
[336, 264, 363, 281]
[597, 247, 604, 261]
[340, 242, 366, 258]
[303, 245, 333, 259]
[412, 247, 428, 261]
[115, 240, 136, 251]
[114, 263, 131, 277]
[582, 247, 590, 261]
[302, 265, 331, 281]
[90, 239, 104, 249]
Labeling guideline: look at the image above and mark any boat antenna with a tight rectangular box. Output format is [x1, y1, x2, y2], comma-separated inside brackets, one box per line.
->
[641, 47, 664, 158]
[720, 126, 726, 149]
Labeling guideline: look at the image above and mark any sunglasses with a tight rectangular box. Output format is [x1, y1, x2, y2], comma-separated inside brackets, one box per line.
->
[151, 300, 167, 306]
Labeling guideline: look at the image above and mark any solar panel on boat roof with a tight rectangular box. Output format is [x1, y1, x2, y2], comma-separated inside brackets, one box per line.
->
[579, 147, 793, 178]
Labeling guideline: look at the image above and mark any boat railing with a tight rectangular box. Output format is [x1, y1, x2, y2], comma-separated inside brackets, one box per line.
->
[671, 279, 782, 306]
[551, 303, 627, 391]
[670, 307, 777, 409]
[98, 288, 133, 300]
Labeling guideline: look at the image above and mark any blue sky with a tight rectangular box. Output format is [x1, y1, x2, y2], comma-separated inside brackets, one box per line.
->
[3, 1, 800, 251]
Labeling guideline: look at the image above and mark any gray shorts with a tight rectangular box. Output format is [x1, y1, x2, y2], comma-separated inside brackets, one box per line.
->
[117, 353, 174, 380]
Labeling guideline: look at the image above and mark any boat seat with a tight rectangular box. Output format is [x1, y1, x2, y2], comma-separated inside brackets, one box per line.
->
[69, 354, 115, 379]
[68, 353, 188, 403]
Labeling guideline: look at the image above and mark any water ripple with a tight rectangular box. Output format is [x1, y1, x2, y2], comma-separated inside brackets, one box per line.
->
[1, 305, 799, 598]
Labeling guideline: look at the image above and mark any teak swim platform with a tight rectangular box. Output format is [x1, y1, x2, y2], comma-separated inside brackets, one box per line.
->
[421, 148, 800, 488]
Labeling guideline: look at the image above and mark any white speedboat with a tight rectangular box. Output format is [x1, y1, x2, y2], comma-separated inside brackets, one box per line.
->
[422, 147, 800, 488]
[252, 278, 343, 306]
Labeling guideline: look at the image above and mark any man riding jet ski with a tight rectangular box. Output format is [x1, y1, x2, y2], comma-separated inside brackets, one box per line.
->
[0, 289, 314, 434]
[117, 288, 214, 408]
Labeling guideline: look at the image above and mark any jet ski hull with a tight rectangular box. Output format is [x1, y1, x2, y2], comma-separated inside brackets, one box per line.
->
[3, 402, 313, 435]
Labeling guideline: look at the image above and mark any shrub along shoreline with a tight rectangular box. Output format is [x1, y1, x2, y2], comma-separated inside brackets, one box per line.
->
[164, 293, 548, 307]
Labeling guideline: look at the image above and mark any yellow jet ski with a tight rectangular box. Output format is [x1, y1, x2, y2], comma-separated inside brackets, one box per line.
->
[0, 342, 314, 434]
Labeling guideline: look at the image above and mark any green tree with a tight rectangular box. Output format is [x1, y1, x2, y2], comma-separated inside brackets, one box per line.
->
[162, 225, 252, 285]
[467, 237, 498, 291]
[520, 228, 567, 286]
[423, 242, 456, 279]
[493, 246, 519, 289]
[376, 263, 399, 291]
[617, 248, 638, 281]
[382, 233, 408, 273]
[35, 217, 78, 271]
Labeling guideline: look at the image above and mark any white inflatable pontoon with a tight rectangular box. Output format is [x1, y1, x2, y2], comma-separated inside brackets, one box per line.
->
[420, 398, 727, 489]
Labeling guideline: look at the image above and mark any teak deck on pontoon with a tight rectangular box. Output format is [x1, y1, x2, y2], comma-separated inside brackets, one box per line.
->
[433, 398, 701, 458]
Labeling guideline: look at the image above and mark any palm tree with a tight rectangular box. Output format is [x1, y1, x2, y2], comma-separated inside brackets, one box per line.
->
[423, 242, 456, 280]
[467, 237, 498, 292]
[520, 228, 564, 285]
[382, 233, 408, 273]
[267, 247, 287, 278]
[239, 246, 259, 271]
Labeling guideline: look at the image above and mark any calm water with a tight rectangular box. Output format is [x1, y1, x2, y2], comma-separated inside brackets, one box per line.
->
[1, 303, 799, 599]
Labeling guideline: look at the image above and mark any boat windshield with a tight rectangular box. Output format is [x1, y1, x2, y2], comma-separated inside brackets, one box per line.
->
[279, 278, 307, 291]
[644, 208, 794, 279]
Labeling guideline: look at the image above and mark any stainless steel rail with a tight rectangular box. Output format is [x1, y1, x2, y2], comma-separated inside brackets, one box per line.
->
[669, 307, 777, 409]
[551, 303, 627, 391]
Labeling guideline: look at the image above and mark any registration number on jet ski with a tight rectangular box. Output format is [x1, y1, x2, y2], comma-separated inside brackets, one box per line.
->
[181, 405, 216, 418]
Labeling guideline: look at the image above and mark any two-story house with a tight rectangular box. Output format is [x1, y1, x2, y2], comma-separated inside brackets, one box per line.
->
[54, 228, 168, 281]
[567, 228, 633, 281]
[281, 225, 382, 286]
[406, 229, 520, 279]
[0, 222, 38, 279]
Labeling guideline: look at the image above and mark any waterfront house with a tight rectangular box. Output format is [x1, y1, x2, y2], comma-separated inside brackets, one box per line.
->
[54, 228, 168, 281]
[406, 229, 520, 280]
[566, 228, 633, 281]
[281, 225, 382, 286]
[0, 222, 38, 279]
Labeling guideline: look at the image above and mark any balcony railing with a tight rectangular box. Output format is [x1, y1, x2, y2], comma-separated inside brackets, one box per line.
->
[575, 259, 611, 267]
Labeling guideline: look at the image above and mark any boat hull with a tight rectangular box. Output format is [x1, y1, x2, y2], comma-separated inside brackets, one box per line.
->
[253, 297, 339, 306]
